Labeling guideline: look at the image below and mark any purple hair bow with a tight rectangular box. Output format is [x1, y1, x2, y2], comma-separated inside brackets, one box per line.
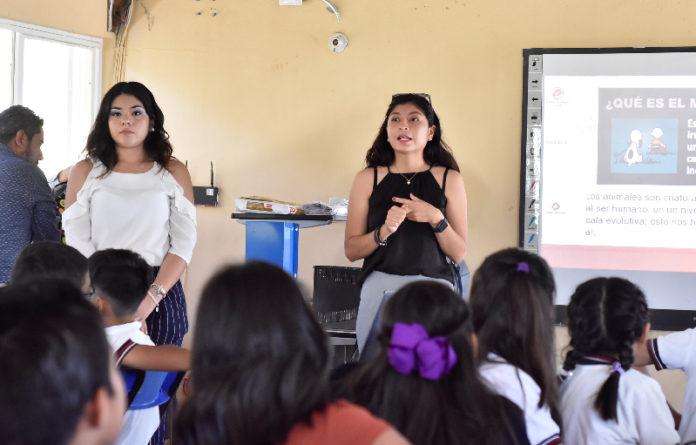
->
[387, 322, 457, 380]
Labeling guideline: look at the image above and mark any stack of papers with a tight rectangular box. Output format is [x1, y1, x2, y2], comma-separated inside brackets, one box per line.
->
[235, 196, 349, 219]
[235, 196, 304, 215]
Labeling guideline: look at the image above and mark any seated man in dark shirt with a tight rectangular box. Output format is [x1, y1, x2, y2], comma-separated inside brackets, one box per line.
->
[0, 105, 60, 282]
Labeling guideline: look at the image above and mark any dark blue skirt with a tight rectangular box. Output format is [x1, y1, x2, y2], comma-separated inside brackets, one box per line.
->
[145, 270, 188, 347]
[145, 268, 188, 445]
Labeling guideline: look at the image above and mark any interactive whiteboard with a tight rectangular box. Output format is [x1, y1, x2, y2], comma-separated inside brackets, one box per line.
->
[520, 48, 696, 330]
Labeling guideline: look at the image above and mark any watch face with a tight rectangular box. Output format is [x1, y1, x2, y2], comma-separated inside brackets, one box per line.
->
[435, 218, 448, 233]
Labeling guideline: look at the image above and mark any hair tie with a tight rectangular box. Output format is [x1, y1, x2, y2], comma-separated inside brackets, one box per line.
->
[387, 322, 457, 380]
[516, 261, 530, 274]
[610, 361, 625, 377]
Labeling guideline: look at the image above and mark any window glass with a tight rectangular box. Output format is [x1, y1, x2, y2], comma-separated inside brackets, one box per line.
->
[22, 37, 94, 177]
[0, 29, 12, 112]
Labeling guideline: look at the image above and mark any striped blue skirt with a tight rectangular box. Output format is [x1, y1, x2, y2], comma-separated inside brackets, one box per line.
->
[145, 268, 188, 445]
[145, 269, 188, 346]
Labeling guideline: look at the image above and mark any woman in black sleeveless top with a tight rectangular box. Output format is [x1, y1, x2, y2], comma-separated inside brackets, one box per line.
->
[345, 93, 468, 353]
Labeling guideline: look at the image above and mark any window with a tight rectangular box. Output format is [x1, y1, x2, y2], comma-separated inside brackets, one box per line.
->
[0, 29, 13, 113]
[0, 18, 102, 178]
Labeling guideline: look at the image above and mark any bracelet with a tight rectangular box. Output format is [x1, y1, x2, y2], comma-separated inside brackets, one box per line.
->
[147, 290, 160, 312]
[150, 283, 166, 300]
[149, 283, 167, 313]
[374, 226, 387, 247]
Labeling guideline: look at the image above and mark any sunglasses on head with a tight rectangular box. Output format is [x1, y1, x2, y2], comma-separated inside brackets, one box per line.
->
[391, 93, 432, 105]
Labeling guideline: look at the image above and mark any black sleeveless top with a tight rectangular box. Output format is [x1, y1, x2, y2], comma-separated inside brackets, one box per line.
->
[361, 167, 453, 283]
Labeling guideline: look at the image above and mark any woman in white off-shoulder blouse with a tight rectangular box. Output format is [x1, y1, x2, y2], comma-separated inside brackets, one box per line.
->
[64, 82, 196, 350]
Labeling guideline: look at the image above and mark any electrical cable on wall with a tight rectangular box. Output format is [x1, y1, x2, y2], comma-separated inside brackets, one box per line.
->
[109, 0, 136, 83]
[320, 0, 341, 22]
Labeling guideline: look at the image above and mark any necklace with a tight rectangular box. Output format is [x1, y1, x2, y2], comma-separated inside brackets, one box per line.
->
[398, 171, 419, 185]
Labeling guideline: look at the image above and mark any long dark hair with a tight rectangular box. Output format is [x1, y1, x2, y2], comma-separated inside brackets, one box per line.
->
[365, 94, 459, 171]
[563, 277, 648, 421]
[85, 81, 173, 171]
[469, 248, 561, 426]
[341, 280, 520, 444]
[174, 261, 330, 445]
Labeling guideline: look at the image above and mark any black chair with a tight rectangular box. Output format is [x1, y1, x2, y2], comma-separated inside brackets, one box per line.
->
[313, 266, 362, 365]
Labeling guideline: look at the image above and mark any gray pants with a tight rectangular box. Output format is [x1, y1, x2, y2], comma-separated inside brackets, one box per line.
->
[356, 271, 453, 353]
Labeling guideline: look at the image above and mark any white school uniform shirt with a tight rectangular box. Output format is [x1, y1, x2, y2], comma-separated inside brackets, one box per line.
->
[62, 160, 197, 266]
[106, 321, 160, 445]
[560, 363, 679, 445]
[479, 353, 561, 445]
[649, 328, 696, 444]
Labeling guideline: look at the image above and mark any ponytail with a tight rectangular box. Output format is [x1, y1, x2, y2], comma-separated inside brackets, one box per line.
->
[594, 343, 632, 421]
[470, 248, 560, 425]
[565, 277, 648, 422]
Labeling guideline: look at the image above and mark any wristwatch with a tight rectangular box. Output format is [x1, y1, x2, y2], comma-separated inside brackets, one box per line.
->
[433, 217, 449, 233]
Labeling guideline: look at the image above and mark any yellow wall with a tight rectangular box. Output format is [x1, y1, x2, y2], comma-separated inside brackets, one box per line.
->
[3, 0, 694, 409]
[0, 0, 105, 36]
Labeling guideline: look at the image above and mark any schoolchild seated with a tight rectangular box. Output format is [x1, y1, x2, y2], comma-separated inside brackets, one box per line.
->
[335, 280, 530, 445]
[174, 261, 409, 445]
[0, 279, 126, 445]
[9, 240, 90, 292]
[561, 277, 679, 444]
[10, 241, 189, 373]
[88, 248, 190, 445]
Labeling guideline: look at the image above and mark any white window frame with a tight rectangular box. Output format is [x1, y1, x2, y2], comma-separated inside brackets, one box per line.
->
[0, 17, 102, 143]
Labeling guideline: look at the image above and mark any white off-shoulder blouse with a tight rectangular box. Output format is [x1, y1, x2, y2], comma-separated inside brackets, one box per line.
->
[63, 160, 197, 266]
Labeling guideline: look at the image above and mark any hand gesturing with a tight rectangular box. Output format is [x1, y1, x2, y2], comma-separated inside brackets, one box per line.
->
[384, 202, 410, 236]
[392, 193, 441, 226]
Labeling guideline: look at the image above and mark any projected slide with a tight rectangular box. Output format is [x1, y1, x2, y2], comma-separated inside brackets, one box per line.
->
[539, 57, 696, 276]
[522, 50, 696, 320]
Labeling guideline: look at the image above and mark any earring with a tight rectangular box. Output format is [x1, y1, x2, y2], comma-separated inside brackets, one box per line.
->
[150, 128, 155, 132]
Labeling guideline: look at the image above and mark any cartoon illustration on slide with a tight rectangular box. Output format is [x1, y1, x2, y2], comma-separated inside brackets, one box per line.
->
[598, 89, 684, 185]
[648, 127, 667, 154]
[615, 129, 643, 166]
[605, 118, 678, 179]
